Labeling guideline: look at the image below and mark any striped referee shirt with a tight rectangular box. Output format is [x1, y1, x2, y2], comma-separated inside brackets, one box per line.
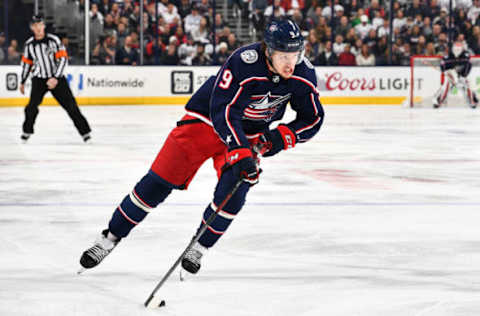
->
[20, 33, 68, 84]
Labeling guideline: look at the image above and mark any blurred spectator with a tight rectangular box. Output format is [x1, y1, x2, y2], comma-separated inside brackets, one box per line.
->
[146, 37, 165, 64]
[364, 29, 377, 49]
[307, 30, 320, 58]
[218, 26, 231, 44]
[7, 39, 21, 64]
[377, 18, 390, 38]
[351, 38, 363, 56]
[338, 44, 356, 66]
[227, 33, 239, 54]
[335, 16, 351, 38]
[99, 0, 111, 17]
[91, 34, 116, 65]
[191, 43, 211, 65]
[413, 35, 427, 55]
[213, 42, 229, 65]
[422, 16, 433, 38]
[214, 13, 226, 33]
[356, 44, 375, 66]
[304, 42, 318, 65]
[178, 0, 192, 19]
[355, 15, 374, 40]
[196, 0, 211, 17]
[184, 5, 202, 35]
[398, 43, 411, 66]
[104, 14, 116, 35]
[174, 25, 188, 46]
[435, 32, 449, 54]
[61, 37, 77, 65]
[122, 0, 134, 18]
[424, 0, 441, 19]
[116, 22, 129, 48]
[157, 0, 170, 17]
[365, 0, 384, 20]
[162, 3, 181, 26]
[192, 17, 210, 43]
[90, 3, 105, 25]
[178, 35, 196, 65]
[406, 0, 426, 19]
[264, 0, 286, 20]
[393, 10, 407, 32]
[161, 43, 180, 65]
[0, 32, 6, 64]
[332, 34, 345, 56]
[115, 35, 139, 65]
[425, 42, 437, 56]
[251, 0, 268, 31]
[316, 40, 338, 65]
[283, 0, 305, 16]
[371, 11, 384, 30]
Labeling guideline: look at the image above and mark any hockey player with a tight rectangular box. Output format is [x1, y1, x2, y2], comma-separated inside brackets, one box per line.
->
[433, 41, 478, 109]
[79, 19, 324, 275]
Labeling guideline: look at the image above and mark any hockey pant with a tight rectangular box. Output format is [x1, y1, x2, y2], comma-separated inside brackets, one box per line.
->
[434, 71, 478, 107]
[107, 114, 253, 248]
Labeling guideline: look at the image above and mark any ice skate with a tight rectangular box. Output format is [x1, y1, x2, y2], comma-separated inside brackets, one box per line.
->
[181, 242, 207, 275]
[82, 133, 92, 143]
[20, 133, 31, 143]
[79, 229, 119, 272]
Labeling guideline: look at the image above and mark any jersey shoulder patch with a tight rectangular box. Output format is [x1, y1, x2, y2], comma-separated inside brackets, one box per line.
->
[240, 50, 258, 64]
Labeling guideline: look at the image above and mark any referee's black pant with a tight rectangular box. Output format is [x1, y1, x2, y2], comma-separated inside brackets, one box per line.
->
[23, 77, 91, 136]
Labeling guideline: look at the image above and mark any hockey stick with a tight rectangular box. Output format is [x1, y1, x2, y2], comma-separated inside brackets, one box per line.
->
[144, 177, 244, 308]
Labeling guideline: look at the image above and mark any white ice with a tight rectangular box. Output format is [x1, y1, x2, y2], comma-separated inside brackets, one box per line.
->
[1, 105, 480, 316]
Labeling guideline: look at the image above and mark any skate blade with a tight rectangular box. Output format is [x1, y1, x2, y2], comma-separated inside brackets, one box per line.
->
[77, 267, 87, 275]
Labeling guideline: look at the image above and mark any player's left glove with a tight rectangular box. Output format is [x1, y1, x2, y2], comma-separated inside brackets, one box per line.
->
[260, 125, 296, 157]
[225, 147, 260, 185]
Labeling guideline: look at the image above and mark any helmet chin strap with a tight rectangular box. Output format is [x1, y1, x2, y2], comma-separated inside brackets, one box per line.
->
[266, 48, 280, 74]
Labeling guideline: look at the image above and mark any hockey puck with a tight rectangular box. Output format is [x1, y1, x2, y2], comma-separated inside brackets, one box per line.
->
[159, 300, 166, 307]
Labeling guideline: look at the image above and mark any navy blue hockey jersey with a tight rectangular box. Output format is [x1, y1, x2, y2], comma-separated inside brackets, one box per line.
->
[440, 51, 472, 77]
[185, 42, 324, 150]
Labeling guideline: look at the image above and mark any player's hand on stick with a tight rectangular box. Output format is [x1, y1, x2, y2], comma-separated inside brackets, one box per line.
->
[260, 125, 296, 157]
[19, 84, 25, 95]
[226, 147, 260, 185]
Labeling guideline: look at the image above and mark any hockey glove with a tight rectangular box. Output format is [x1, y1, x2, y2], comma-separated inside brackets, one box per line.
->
[260, 125, 296, 157]
[226, 147, 260, 185]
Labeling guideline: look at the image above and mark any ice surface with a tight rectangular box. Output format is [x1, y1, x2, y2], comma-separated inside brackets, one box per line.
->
[1, 105, 480, 316]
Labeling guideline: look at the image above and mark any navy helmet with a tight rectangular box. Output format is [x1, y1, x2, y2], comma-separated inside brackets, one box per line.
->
[264, 19, 304, 53]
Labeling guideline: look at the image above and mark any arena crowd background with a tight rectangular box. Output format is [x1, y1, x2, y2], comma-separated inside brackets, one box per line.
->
[1, 0, 476, 67]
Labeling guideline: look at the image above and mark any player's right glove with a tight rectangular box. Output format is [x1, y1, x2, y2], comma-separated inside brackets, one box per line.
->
[226, 147, 260, 185]
[260, 125, 296, 157]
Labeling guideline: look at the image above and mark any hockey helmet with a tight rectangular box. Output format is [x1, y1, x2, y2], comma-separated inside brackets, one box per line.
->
[264, 19, 305, 64]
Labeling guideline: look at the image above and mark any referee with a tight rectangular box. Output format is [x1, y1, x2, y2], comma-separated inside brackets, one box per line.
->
[20, 15, 92, 143]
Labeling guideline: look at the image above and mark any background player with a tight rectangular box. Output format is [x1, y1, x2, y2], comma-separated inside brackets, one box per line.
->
[433, 41, 478, 109]
[20, 15, 92, 143]
[79, 19, 324, 275]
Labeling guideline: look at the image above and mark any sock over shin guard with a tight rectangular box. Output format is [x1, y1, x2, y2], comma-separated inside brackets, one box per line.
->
[108, 173, 172, 238]
[197, 174, 250, 248]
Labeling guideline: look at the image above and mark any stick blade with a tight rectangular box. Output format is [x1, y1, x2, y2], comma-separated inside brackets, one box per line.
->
[144, 295, 166, 309]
